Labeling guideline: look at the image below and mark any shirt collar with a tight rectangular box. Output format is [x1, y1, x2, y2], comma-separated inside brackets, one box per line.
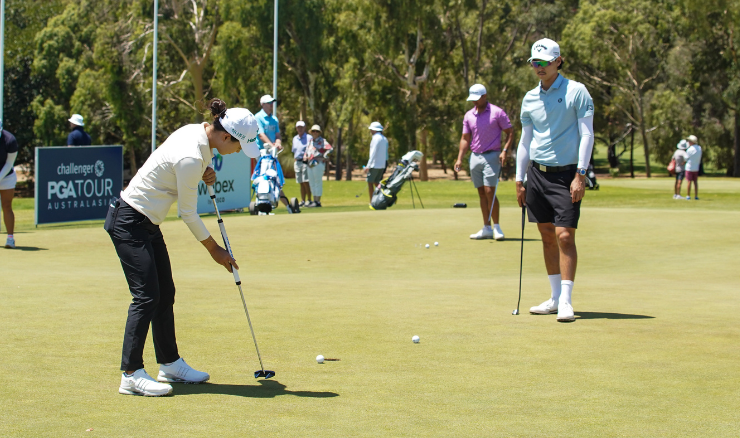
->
[473, 102, 490, 115]
[539, 74, 564, 94]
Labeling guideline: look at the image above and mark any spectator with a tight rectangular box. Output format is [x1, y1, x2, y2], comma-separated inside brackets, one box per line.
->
[364, 121, 389, 202]
[685, 135, 702, 200]
[305, 125, 331, 207]
[292, 121, 312, 206]
[0, 126, 18, 248]
[67, 114, 92, 146]
[671, 139, 689, 199]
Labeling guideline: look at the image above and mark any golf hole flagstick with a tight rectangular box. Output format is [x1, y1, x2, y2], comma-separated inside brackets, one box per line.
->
[208, 185, 275, 379]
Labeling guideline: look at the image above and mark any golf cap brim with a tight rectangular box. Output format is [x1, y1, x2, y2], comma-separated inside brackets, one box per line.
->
[466, 93, 485, 102]
[527, 54, 558, 62]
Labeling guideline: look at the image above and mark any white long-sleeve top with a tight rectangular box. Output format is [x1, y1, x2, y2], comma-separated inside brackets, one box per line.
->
[121, 123, 213, 241]
[367, 132, 388, 169]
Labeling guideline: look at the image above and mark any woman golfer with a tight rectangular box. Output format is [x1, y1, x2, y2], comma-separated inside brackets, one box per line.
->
[106, 99, 259, 396]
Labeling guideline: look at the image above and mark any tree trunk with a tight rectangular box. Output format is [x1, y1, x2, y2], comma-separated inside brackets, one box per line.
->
[345, 117, 353, 181]
[335, 128, 343, 181]
[636, 96, 651, 177]
[419, 129, 428, 181]
[191, 64, 204, 123]
[630, 125, 635, 178]
[128, 145, 138, 178]
[734, 107, 740, 177]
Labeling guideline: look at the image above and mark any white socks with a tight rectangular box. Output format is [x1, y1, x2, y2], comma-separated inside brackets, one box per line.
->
[484, 224, 492, 231]
[560, 280, 573, 305]
[548, 274, 562, 302]
[493, 224, 502, 233]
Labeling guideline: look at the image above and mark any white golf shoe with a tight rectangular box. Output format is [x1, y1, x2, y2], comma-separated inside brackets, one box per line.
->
[557, 302, 576, 322]
[119, 369, 173, 396]
[493, 225, 505, 241]
[470, 228, 493, 240]
[157, 358, 210, 383]
[529, 299, 558, 315]
[5, 236, 15, 249]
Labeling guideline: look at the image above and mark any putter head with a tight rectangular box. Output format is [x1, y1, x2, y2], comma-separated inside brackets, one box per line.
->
[254, 370, 276, 379]
[512, 309, 520, 315]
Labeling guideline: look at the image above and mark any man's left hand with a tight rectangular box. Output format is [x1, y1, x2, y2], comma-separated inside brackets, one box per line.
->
[202, 167, 216, 186]
[498, 150, 507, 166]
[570, 174, 586, 203]
[274, 139, 283, 150]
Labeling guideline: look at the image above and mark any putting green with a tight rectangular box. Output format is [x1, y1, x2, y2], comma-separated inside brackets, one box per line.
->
[1, 181, 739, 436]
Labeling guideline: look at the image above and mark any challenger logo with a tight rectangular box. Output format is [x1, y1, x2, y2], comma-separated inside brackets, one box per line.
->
[94, 160, 105, 177]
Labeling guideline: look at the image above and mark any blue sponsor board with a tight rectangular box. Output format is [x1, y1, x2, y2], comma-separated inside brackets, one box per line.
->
[35, 145, 123, 225]
[193, 150, 252, 214]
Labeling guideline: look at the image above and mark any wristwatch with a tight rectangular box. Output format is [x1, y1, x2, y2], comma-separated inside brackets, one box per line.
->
[577, 168, 587, 176]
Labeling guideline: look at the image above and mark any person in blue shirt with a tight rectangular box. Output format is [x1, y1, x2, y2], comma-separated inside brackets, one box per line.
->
[514, 38, 595, 323]
[255, 94, 298, 212]
[67, 114, 92, 146]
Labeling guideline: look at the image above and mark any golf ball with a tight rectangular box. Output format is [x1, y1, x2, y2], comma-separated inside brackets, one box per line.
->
[434, 242, 439, 246]
[412, 335, 420, 343]
[316, 355, 325, 364]
[425, 244, 430, 248]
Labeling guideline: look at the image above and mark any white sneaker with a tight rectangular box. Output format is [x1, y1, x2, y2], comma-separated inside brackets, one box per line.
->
[530, 299, 558, 314]
[493, 225, 505, 241]
[119, 369, 173, 396]
[673, 194, 679, 199]
[557, 302, 575, 322]
[5, 236, 15, 248]
[157, 358, 210, 383]
[470, 228, 493, 240]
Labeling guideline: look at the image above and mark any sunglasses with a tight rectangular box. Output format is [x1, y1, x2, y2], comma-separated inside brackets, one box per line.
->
[530, 60, 554, 68]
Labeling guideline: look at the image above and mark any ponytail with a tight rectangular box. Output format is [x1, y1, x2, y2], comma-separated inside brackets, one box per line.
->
[208, 98, 239, 142]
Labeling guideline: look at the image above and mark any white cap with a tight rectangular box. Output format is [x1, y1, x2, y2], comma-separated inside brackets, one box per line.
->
[528, 38, 561, 62]
[219, 108, 260, 158]
[368, 121, 384, 131]
[260, 95, 276, 104]
[310, 124, 322, 132]
[296, 121, 306, 127]
[466, 84, 487, 102]
[687, 135, 698, 143]
[69, 114, 85, 126]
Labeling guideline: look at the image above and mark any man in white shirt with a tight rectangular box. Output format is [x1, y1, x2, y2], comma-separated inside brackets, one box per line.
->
[684, 135, 702, 200]
[292, 121, 311, 206]
[365, 122, 389, 202]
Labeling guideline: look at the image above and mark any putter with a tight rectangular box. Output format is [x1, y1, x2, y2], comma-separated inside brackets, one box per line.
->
[208, 185, 275, 379]
[512, 205, 526, 315]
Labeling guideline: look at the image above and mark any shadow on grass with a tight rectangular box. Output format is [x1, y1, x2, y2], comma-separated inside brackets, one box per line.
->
[9, 246, 48, 251]
[575, 312, 654, 320]
[174, 379, 339, 398]
[492, 238, 541, 242]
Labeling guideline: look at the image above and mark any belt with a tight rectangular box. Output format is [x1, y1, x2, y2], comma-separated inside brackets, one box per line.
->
[475, 149, 500, 155]
[531, 161, 577, 173]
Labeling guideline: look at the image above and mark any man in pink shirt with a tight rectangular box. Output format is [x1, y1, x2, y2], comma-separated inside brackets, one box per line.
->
[455, 84, 514, 240]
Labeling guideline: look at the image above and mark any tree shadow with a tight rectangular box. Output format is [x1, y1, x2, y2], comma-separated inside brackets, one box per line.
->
[10, 246, 48, 251]
[575, 312, 654, 320]
[494, 238, 540, 242]
[173, 379, 339, 398]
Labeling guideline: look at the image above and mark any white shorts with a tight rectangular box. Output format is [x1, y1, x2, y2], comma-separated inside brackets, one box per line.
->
[294, 160, 310, 183]
[470, 151, 501, 188]
[0, 171, 17, 190]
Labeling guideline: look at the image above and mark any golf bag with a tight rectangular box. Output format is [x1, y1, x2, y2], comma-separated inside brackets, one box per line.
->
[370, 150, 423, 210]
[249, 147, 297, 215]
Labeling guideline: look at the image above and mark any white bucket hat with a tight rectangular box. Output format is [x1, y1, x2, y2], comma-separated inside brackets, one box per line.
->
[260, 95, 276, 104]
[69, 114, 85, 126]
[368, 121, 384, 131]
[219, 108, 260, 158]
[528, 38, 561, 62]
[677, 139, 688, 150]
[467, 84, 487, 102]
[310, 124, 322, 132]
[687, 135, 698, 143]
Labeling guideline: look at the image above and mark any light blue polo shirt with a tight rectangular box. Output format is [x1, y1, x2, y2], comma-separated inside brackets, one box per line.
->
[255, 109, 280, 149]
[520, 74, 594, 166]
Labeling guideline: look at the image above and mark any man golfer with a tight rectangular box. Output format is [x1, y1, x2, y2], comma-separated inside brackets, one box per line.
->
[515, 38, 594, 322]
[365, 121, 388, 202]
[106, 98, 259, 396]
[455, 84, 513, 240]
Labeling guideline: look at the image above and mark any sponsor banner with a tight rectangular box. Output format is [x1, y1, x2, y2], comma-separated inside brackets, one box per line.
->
[194, 151, 252, 214]
[35, 145, 123, 225]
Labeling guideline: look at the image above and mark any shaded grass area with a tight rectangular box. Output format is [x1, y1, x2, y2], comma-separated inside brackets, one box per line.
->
[1, 195, 739, 436]
[6, 177, 740, 235]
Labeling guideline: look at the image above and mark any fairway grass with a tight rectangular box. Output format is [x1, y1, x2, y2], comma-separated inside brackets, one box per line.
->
[1, 183, 739, 436]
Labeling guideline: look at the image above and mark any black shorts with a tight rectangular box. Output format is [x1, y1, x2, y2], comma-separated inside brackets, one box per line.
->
[526, 164, 581, 229]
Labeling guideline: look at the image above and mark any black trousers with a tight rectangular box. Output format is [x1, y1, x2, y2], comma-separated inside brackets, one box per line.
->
[105, 200, 180, 371]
